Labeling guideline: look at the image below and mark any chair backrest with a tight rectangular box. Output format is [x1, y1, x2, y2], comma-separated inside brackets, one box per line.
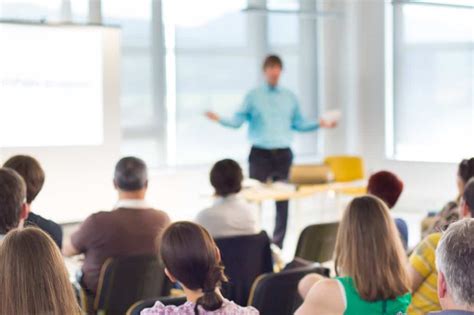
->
[324, 155, 365, 182]
[126, 296, 187, 315]
[95, 254, 171, 315]
[248, 264, 330, 315]
[215, 231, 273, 306]
[294, 222, 339, 263]
[289, 164, 331, 185]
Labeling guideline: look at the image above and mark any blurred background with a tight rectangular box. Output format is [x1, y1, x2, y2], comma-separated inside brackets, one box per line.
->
[0, 0, 472, 252]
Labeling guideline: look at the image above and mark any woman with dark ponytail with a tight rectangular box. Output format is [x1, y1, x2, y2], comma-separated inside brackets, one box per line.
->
[141, 221, 258, 315]
[423, 157, 474, 237]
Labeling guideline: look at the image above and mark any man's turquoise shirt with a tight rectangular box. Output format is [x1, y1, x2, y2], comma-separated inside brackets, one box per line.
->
[218, 84, 319, 149]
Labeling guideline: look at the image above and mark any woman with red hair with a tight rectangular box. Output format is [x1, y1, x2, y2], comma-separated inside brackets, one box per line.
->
[367, 170, 408, 249]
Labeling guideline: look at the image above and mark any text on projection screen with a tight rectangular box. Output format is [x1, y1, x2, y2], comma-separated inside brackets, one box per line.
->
[0, 24, 104, 147]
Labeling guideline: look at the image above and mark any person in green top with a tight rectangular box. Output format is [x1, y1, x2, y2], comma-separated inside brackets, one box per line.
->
[295, 195, 412, 315]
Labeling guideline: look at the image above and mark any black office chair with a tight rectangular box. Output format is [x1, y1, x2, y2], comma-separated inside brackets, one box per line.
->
[248, 264, 330, 315]
[215, 231, 273, 306]
[294, 222, 339, 263]
[92, 254, 172, 315]
[126, 296, 187, 315]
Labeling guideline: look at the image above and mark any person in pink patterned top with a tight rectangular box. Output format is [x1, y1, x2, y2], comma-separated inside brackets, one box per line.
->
[141, 221, 259, 315]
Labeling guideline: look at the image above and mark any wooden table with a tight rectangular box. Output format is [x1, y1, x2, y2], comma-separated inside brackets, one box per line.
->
[241, 180, 367, 204]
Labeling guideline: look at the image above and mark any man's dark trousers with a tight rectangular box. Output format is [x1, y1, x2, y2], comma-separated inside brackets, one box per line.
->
[249, 146, 293, 248]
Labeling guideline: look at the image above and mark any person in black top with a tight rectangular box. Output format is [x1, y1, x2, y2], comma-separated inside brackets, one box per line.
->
[3, 155, 62, 248]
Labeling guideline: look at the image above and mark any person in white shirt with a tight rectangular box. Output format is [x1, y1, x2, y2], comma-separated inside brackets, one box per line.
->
[196, 159, 259, 238]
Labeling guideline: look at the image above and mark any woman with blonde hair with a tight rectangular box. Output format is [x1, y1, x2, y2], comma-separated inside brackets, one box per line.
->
[296, 195, 411, 315]
[0, 227, 82, 315]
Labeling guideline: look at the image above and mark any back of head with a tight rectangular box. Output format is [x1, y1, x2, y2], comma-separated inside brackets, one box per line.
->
[436, 219, 474, 308]
[0, 227, 81, 315]
[462, 178, 474, 217]
[160, 222, 227, 313]
[458, 158, 474, 184]
[334, 195, 410, 301]
[114, 156, 148, 191]
[3, 155, 45, 204]
[367, 171, 403, 209]
[210, 159, 243, 197]
[0, 168, 26, 234]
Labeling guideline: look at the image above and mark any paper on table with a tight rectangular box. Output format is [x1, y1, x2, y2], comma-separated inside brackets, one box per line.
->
[321, 109, 342, 123]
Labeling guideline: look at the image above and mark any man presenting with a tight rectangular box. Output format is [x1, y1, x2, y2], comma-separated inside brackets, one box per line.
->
[206, 55, 336, 248]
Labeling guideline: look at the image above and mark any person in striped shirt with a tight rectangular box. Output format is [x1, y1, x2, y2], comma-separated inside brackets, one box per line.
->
[408, 177, 474, 314]
[408, 233, 442, 314]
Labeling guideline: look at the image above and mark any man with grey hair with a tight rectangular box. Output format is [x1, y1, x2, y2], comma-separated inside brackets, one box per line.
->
[431, 218, 474, 315]
[63, 156, 170, 300]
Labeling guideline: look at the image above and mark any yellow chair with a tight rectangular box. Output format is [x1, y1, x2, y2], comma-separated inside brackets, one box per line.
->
[324, 155, 365, 182]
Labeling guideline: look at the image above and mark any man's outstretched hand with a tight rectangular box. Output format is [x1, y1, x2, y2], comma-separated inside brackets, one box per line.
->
[205, 111, 220, 122]
[319, 119, 338, 128]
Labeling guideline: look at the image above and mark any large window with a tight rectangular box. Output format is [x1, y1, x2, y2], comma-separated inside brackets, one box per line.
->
[388, 0, 474, 162]
[102, 0, 164, 166]
[171, 1, 253, 165]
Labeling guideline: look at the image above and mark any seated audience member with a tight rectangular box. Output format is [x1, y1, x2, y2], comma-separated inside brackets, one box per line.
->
[3, 155, 63, 248]
[0, 168, 28, 238]
[196, 159, 259, 237]
[62, 156, 170, 296]
[430, 219, 474, 315]
[141, 221, 258, 314]
[296, 195, 411, 315]
[0, 227, 81, 315]
[423, 158, 474, 237]
[367, 170, 409, 249]
[408, 178, 474, 314]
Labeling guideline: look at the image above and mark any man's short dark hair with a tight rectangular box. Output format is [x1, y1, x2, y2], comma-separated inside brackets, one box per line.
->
[263, 54, 283, 70]
[3, 155, 45, 204]
[463, 178, 474, 216]
[114, 157, 148, 191]
[0, 168, 26, 234]
[210, 159, 243, 197]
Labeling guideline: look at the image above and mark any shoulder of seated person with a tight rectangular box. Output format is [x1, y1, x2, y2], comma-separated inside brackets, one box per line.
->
[311, 278, 341, 294]
[427, 232, 442, 241]
[140, 301, 181, 314]
[91, 210, 111, 217]
[28, 212, 60, 225]
[80, 210, 113, 224]
[417, 232, 442, 248]
[196, 207, 213, 217]
[155, 209, 171, 221]
[307, 279, 344, 311]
